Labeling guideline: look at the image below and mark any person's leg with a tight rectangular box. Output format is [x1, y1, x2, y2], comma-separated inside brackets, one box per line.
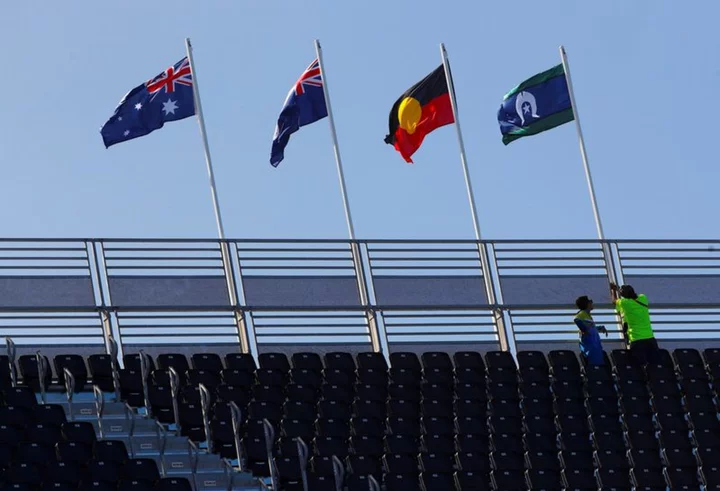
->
[629, 340, 648, 366]
[645, 338, 661, 365]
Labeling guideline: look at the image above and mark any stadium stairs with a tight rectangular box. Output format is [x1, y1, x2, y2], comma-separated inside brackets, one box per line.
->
[3, 340, 720, 490]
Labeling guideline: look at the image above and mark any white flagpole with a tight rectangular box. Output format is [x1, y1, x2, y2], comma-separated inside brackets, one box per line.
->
[440, 43, 483, 242]
[559, 45, 606, 242]
[185, 37, 227, 240]
[314, 39, 357, 241]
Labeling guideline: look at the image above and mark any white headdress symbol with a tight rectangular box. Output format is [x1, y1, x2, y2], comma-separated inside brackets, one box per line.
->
[515, 91, 539, 125]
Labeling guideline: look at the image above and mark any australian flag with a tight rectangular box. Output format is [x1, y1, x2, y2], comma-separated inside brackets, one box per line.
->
[270, 59, 328, 166]
[101, 57, 195, 148]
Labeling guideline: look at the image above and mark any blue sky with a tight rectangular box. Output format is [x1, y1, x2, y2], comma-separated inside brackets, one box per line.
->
[0, 2, 717, 240]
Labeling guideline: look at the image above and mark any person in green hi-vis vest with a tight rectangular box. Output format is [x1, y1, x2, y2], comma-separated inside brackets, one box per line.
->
[611, 283, 661, 365]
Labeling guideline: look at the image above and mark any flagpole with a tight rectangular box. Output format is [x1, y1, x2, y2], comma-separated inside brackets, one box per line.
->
[314, 38, 357, 241]
[440, 43, 516, 357]
[185, 37, 227, 240]
[439, 43, 483, 242]
[559, 45, 606, 242]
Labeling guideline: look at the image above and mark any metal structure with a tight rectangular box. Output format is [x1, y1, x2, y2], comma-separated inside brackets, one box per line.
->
[0, 238, 719, 360]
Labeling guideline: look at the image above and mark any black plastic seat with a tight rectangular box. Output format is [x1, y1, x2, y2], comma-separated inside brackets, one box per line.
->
[19, 354, 53, 391]
[56, 440, 93, 464]
[350, 435, 383, 457]
[258, 352, 290, 372]
[95, 439, 129, 464]
[324, 352, 356, 373]
[32, 403, 67, 426]
[387, 416, 421, 438]
[291, 352, 323, 372]
[45, 460, 82, 488]
[224, 353, 256, 372]
[156, 354, 190, 383]
[421, 434, 455, 455]
[353, 399, 385, 420]
[123, 354, 155, 372]
[313, 435, 349, 458]
[6, 386, 39, 409]
[356, 352, 387, 371]
[422, 352, 453, 372]
[154, 477, 193, 491]
[54, 354, 88, 392]
[220, 368, 253, 388]
[119, 369, 144, 407]
[385, 434, 420, 455]
[62, 421, 97, 444]
[289, 368, 322, 388]
[88, 354, 116, 392]
[526, 469, 562, 490]
[190, 353, 224, 372]
[455, 433, 489, 453]
[16, 441, 56, 465]
[26, 422, 62, 446]
[186, 369, 221, 390]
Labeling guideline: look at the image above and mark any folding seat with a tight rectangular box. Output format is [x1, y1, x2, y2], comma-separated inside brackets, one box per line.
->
[421, 472, 456, 491]
[523, 432, 558, 452]
[561, 468, 597, 491]
[283, 400, 315, 422]
[310, 454, 335, 475]
[653, 411, 688, 431]
[280, 418, 314, 441]
[345, 475, 376, 491]
[684, 393, 717, 413]
[147, 384, 174, 423]
[620, 394, 653, 416]
[422, 351, 453, 372]
[216, 383, 251, 406]
[631, 466, 668, 489]
[421, 400, 452, 419]
[383, 453, 419, 475]
[154, 477, 193, 491]
[584, 379, 615, 398]
[118, 369, 145, 407]
[689, 410, 720, 430]
[224, 353, 256, 372]
[556, 413, 589, 434]
[312, 435, 348, 458]
[352, 399, 385, 420]
[454, 351, 485, 371]
[31, 404, 67, 427]
[554, 397, 586, 417]
[646, 362, 676, 381]
[455, 398, 485, 418]
[490, 468, 526, 490]
[616, 378, 650, 397]
[559, 449, 593, 471]
[385, 433, 420, 455]
[390, 368, 422, 387]
[614, 363, 646, 383]
[324, 351, 356, 373]
[185, 369, 221, 391]
[422, 416, 454, 437]
[16, 441, 55, 465]
[488, 383, 520, 405]
[252, 384, 285, 405]
[317, 399, 350, 419]
[255, 368, 287, 388]
[455, 383, 488, 402]
[489, 399, 521, 420]
[355, 383, 387, 402]
[518, 366, 548, 385]
[156, 354, 190, 384]
[54, 354, 88, 392]
[699, 450, 720, 488]
[350, 435, 384, 457]
[123, 354, 155, 372]
[526, 468, 562, 490]
[523, 415, 555, 435]
[321, 383, 353, 404]
[356, 367, 388, 387]
[210, 418, 238, 458]
[322, 367, 352, 387]
[685, 376, 714, 397]
[285, 383, 316, 403]
[520, 380, 551, 400]
[489, 432, 523, 452]
[289, 368, 322, 389]
[627, 430, 660, 452]
[647, 376, 681, 398]
[454, 471, 491, 491]
[346, 453, 382, 477]
[5, 386, 38, 409]
[274, 456, 304, 490]
[356, 352, 387, 371]
[456, 416, 488, 436]
[291, 352, 323, 372]
[387, 416, 421, 438]
[520, 397, 553, 418]
[86, 460, 122, 484]
[456, 451, 490, 473]
[5, 462, 43, 487]
[118, 479, 155, 491]
[44, 460, 82, 488]
[258, 352, 290, 372]
[19, 354, 53, 391]
[558, 431, 592, 452]
[180, 401, 207, 441]
[0, 354, 13, 390]
[150, 369, 172, 389]
[622, 412, 655, 432]
[95, 439, 129, 464]
[388, 398, 420, 418]
[389, 383, 421, 403]
[663, 466, 701, 490]
[350, 416, 384, 437]
[487, 367, 518, 385]
[315, 418, 349, 439]
[456, 433, 490, 453]
[595, 467, 632, 489]
[384, 473, 422, 491]
[485, 351, 515, 370]
[692, 427, 720, 448]
[423, 368, 454, 386]
[390, 352, 422, 373]
[418, 451, 455, 474]
[651, 393, 683, 414]
[56, 440, 93, 464]
[662, 445, 697, 469]
[455, 367, 485, 385]
[548, 350, 579, 369]
[523, 450, 557, 470]
[248, 401, 282, 422]
[27, 422, 62, 446]
[585, 396, 620, 417]
[422, 383, 453, 402]
[592, 429, 626, 451]
[488, 414, 522, 436]
[584, 363, 612, 383]
[88, 354, 117, 393]
[516, 350, 546, 369]
[242, 436, 273, 476]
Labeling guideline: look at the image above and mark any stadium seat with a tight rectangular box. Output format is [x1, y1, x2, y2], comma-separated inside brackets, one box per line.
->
[258, 352, 290, 372]
[190, 352, 224, 372]
[390, 352, 422, 373]
[123, 354, 155, 372]
[224, 353, 256, 372]
[324, 351, 356, 373]
[291, 352, 323, 372]
[453, 351, 485, 371]
[88, 354, 116, 392]
[421, 351, 453, 371]
[54, 354, 88, 391]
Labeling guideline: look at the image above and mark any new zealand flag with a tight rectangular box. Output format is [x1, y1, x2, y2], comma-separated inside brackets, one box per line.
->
[101, 57, 195, 148]
[270, 59, 328, 166]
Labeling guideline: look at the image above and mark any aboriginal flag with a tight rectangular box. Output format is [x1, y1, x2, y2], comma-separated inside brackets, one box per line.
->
[384, 65, 454, 163]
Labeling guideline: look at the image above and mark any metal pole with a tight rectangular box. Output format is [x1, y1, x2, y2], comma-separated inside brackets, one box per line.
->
[185, 38, 227, 240]
[440, 43, 516, 357]
[559, 45, 605, 242]
[314, 39, 357, 241]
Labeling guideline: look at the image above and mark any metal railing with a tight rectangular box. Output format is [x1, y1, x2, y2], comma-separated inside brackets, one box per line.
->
[0, 239, 718, 360]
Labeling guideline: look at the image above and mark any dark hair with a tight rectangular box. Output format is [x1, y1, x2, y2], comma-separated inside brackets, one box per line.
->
[575, 295, 591, 310]
[619, 284, 638, 299]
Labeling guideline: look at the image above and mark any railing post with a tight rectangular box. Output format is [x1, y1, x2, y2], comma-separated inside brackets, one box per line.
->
[229, 401, 244, 472]
[93, 385, 105, 438]
[199, 383, 213, 453]
[351, 241, 389, 360]
[139, 350, 152, 417]
[368, 474, 381, 491]
[5, 337, 17, 387]
[108, 337, 122, 401]
[481, 241, 517, 358]
[168, 367, 181, 436]
[263, 419, 278, 491]
[295, 437, 309, 491]
[36, 351, 47, 404]
[63, 367, 75, 420]
[606, 240, 628, 347]
[225, 240, 259, 362]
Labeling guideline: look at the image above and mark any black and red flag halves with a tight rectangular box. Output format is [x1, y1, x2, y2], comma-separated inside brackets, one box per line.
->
[384, 65, 455, 163]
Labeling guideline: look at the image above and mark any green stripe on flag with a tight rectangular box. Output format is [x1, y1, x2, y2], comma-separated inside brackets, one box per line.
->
[503, 64, 565, 101]
[502, 108, 574, 145]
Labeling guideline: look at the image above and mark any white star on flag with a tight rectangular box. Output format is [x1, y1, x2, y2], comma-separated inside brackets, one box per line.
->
[162, 99, 179, 115]
[135, 103, 142, 110]
[123, 130, 130, 136]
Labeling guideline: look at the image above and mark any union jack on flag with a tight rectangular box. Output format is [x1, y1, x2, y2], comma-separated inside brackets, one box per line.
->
[270, 58, 328, 166]
[101, 56, 196, 148]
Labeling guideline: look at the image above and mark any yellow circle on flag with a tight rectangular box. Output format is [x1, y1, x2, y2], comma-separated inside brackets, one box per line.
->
[398, 97, 422, 134]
